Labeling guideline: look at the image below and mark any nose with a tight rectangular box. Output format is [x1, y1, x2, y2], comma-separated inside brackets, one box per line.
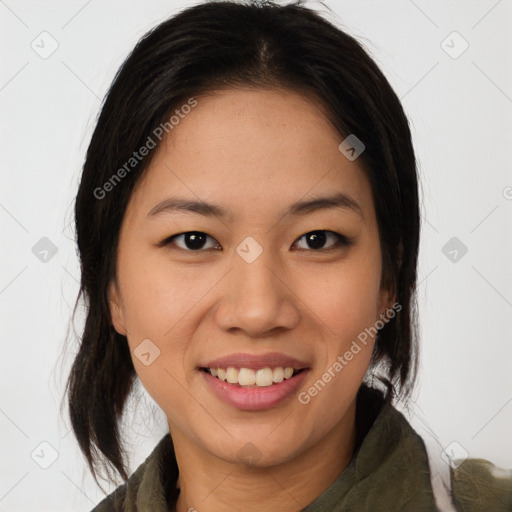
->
[214, 244, 301, 338]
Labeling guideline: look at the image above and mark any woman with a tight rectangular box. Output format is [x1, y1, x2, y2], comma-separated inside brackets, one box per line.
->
[66, 1, 511, 511]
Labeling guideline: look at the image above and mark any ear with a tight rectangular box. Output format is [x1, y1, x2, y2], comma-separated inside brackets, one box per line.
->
[378, 287, 396, 318]
[108, 280, 127, 336]
[378, 241, 403, 317]
[377, 275, 398, 321]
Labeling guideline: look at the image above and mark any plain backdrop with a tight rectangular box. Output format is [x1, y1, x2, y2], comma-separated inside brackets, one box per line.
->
[1, 0, 511, 510]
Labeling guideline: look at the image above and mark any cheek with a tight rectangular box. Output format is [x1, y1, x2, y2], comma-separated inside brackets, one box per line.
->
[113, 255, 196, 402]
[295, 265, 380, 423]
[296, 252, 382, 399]
[302, 255, 382, 340]
[128, 341, 189, 415]
[117, 251, 214, 339]
[115, 253, 233, 411]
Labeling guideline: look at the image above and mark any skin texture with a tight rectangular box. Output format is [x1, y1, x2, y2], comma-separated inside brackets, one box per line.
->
[108, 87, 395, 511]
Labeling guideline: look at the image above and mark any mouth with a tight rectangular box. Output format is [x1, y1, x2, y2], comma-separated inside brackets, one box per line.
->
[197, 352, 311, 410]
[199, 366, 307, 388]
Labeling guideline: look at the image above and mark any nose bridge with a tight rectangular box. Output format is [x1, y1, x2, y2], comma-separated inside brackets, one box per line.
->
[236, 240, 279, 297]
[215, 236, 300, 336]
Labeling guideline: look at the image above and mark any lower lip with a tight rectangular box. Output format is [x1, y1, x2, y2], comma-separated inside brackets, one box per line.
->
[201, 369, 310, 411]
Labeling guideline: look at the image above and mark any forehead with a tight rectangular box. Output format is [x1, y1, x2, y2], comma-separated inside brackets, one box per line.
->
[129, 87, 375, 226]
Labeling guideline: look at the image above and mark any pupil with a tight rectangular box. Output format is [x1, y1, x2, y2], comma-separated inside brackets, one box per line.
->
[186, 232, 206, 250]
[307, 231, 326, 250]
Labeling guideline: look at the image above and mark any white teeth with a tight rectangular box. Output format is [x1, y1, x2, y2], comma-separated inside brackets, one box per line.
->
[256, 367, 273, 386]
[238, 368, 256, 386]
[207, 366, 299, 387]
[272, 367, 284, 383]
[226, 367, 239, 384]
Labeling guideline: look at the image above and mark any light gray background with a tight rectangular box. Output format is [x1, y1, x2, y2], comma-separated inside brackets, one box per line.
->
[1, 0, 511, 510]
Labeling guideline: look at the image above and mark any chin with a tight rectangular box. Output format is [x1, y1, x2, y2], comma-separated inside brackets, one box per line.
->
[208, 435, 303, 469]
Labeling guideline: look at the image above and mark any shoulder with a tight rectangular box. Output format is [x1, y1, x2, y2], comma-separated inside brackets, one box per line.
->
[89, 463, 145, 512]
[89, 434, 176, 512]
[394, 397, 512, 512]
[90, 484, 128, 512]
[450, 458, 512, 512]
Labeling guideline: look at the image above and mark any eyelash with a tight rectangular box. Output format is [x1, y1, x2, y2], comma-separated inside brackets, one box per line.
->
[159, 230, 353, 253]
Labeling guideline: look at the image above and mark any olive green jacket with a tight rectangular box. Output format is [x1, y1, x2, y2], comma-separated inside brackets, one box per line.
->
[91, 390, 512, 511]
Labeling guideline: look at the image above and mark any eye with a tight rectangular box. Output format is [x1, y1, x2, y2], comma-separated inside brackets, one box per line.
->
[160, 231, 221, 251]
[159, 230, 352, 252]
[292, 230, 352, 251]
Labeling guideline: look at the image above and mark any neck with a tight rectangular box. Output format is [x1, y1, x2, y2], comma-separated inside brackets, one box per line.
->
[172, 399, 357, 512]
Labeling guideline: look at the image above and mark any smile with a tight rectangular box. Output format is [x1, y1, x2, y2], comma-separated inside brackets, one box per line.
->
[201, 366, 305, 387]
[200, 367, 310, 411]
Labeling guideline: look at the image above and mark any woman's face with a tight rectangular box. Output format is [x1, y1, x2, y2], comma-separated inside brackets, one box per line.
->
[109, 87, 395, 467]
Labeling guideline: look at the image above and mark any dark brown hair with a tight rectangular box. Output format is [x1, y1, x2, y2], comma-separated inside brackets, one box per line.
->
[66, 0, 420, 486]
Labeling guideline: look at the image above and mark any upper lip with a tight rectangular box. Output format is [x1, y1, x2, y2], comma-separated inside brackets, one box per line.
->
[200, 352, 310, 370]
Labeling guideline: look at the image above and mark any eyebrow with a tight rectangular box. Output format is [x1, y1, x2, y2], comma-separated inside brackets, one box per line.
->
[147, 192, 364, 220]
